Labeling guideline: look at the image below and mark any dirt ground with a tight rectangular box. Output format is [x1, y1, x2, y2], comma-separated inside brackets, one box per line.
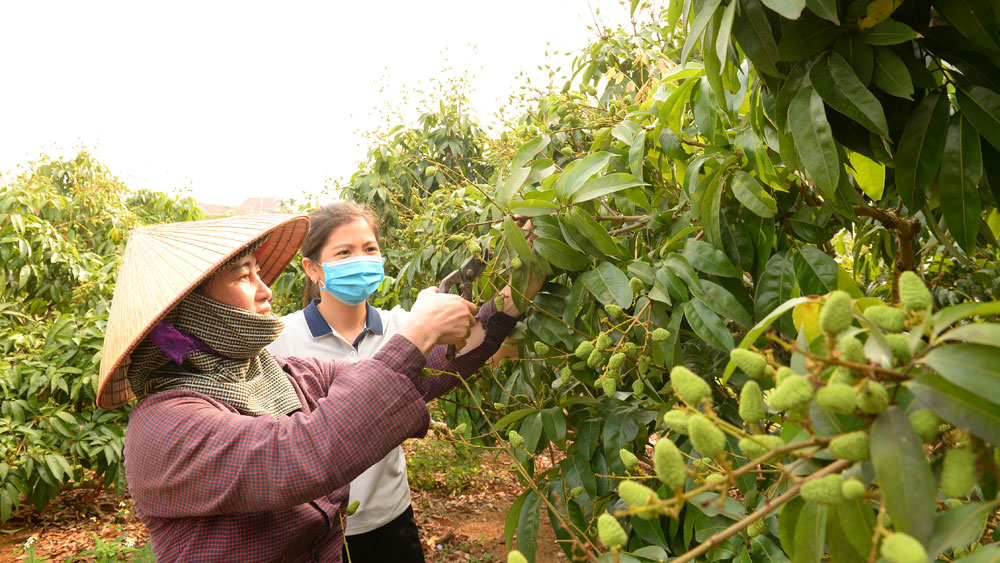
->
[0, 437, 567, 562]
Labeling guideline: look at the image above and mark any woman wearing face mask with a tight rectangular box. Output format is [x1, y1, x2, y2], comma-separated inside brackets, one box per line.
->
[266, 202, 543, 563]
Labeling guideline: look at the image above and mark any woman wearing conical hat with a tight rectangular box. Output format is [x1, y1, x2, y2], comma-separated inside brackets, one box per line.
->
[98, 214, 503, 563]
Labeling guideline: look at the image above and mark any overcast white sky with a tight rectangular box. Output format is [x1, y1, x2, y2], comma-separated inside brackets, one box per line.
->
[0, 1, 632, 206]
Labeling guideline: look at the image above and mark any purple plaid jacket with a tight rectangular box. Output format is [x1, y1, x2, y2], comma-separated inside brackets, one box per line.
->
[125, 304, 516, 562]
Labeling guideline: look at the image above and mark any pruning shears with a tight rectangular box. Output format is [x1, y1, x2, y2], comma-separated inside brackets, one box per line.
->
[438, 254, 488, 360]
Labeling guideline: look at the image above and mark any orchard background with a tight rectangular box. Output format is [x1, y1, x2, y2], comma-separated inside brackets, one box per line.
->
[4, 0, 1000, 561]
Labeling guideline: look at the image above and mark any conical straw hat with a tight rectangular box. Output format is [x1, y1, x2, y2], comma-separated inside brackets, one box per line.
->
[97, 213, 310, 409]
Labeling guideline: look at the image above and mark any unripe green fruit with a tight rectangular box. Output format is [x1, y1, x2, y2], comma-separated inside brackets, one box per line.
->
[898, 271, 931, 312]
[638, 357, 651, 375]
[576, 340, 595, 358]
[730, 349, 767, 379]
[828, 367, 856, 386]
[775, 366, 796, 385]
[509, 430, 525, 449]
[767, 375, 814, 412]
[619, 448, 639, 471]
[453, 423, 468, 435]
[692, 458, 714, 471]
[559, 367, 572, 383]
[608, 352, 625, 371]
[632, 379, 644, 394]
[618, 480, 656, 507]
[662, 410, 690, 434]
[908, 409, 941, 443]
[838, 336, 866, 364]
[347, 500, 361, 515]
[651, 327, 670, 341]
[494, 295, 506, 310]
[534, 341, 550, 356]
[705, 473, 726, 486]
[630, 277, 644, 293]
[857, 380, 889, 414]
[865, 305, 906, 333]
[746, 519, 766, 538]
[670, 366, 712, 405]
[587, 349, 604, 369]
[510, 257, 522, 269]
[841, 478, 866, 500]
[800, 474, 845, 505]
[688, 415, 727, 458]
[819, 291, 853, 335]
[424, 165, 438, 178]
[570, 486, 585, 498]
[739, 380, 766, 423]
[653, 438, 686, 488]
[816, 383, 857, 414]
[941, 447, 977, 498]
[738, 434, 784, 459]
[559, 146, 574, 156]
[597, 513, 628, 549]
[466, 240, 482, 255]
[596, 332, 612, 350]
[601, 377, 617, 397]
[623, 342, 638, 358]
[829, 431, 870, 461]
[886, 333, 914, 364]
[606, 304, 624, 319]
[881, 532, 928, 563]
[508, 550, 529, 563]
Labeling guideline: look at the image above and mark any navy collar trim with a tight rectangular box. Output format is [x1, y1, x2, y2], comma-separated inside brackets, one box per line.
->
[303, 299, 384, 339]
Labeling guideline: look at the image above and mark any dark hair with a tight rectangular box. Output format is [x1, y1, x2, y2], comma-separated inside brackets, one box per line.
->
[301, 201, 380, 306]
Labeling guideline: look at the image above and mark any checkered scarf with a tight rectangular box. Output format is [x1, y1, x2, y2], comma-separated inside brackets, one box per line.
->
[127, 292, 302, 417]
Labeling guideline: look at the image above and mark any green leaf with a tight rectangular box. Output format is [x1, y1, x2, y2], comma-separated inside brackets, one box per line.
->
[940, 114, 984, 253]
[927, 500, 999, 558]
[0, 489, 10, 523]
[895, 93, 949, 210]
[762, 0, 805, 20]
[516, 489, 541, 561]
[777, 14, 839, 61]
[565, 207, 626, 260]
[580, 262, 633, 308]
[683, 298, 735, 351]
[751, 536, 791, 562]
[629, 130, 646, 181]
[754, 251, 798, 332]
[570, 173, 646, 204]
[862, 19, 918, 45]
[847, 151, 885, 200]
[555, 152, 612, 202]
[683, 0, 724, 64]
[731, 170, 777, 217]
[715, 0, 738, 68]
[919, 343, 1000, 405]
[509, 199, 560, 217]
[699, 279, 754, 328]
[795, 245, 839, 294]
[833, 35, 874, 86]
[805, 0, 838, 23]
[834, 500, 875, 560]
[683, 239, 740, 277]
[732, 0, 782, 77]
[788, 87, 841, 198]
[938, 323, 1000, 347]
[870, 407, 936, 544]
[505, 489, 530, 550]
[512, 134, 551, 170]
[726, 296, 816, 381]
[957, 85, 1000, 152]
[932, 302, 1000, 336]
[793, 503, 827, 563]
[935, 0, 1000, 54]
[532, 237, 589, 272]
[809, 52, 889, 137]
[504, 216, 536, 265]
[952, 543, 1000, 562]
[871, 47, 914, 99]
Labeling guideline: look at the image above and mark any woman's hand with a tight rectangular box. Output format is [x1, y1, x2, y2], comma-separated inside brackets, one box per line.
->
[398, 287, 477, 354]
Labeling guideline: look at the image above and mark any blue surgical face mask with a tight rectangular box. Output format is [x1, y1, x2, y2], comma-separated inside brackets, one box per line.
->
[319, 256, 385, 306]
